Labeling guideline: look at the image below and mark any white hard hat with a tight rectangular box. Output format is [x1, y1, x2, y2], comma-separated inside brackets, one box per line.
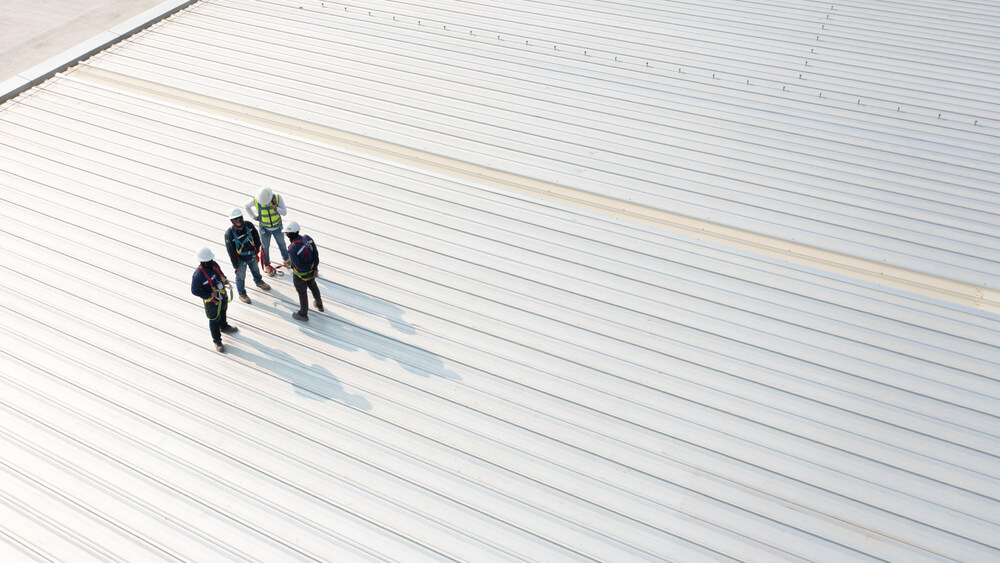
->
[196, 247, 214, 262]
[256, 187, 273, 203]
[228, 207, 244, 220]
[282, 220, 300, 233]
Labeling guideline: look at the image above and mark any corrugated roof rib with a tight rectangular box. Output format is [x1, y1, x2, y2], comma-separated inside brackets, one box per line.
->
[1, 0, 998, 561]
[90, 0, 1000, 285]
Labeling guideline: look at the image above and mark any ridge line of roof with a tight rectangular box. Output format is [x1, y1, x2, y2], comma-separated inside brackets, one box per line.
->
[72, 63, 1000, 315]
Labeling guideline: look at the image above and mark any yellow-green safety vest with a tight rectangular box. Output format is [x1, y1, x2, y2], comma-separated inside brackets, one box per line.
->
[255, 195, 282, 229]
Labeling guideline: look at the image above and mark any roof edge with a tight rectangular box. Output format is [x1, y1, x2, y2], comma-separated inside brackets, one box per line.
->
[0, 0, 199, 105]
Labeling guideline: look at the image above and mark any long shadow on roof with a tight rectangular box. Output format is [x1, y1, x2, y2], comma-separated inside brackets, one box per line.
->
[243, 286, 460, 399]
[227, 332, 372, 408]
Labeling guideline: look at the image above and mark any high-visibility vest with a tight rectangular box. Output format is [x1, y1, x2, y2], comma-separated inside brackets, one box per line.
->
[255, 195, 282, 229]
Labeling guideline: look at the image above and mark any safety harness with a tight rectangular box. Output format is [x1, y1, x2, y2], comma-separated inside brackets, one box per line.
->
[233, 225, 255, 260]
[289, 236, 317, 281]
[198, 264, 231, 320]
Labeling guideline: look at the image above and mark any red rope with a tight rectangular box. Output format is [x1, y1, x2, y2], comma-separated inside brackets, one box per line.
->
[258, 246, 286, 275]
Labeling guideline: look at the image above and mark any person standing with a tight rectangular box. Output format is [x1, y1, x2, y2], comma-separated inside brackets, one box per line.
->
[283, 220, 323, 321]
[244, 187, 290, 276]
[191, 247, 237, 352]
[224, 207, 271, 304]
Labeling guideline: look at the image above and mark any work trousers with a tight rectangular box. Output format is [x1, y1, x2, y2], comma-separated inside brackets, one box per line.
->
[259, 226, 289, 266]
[205, 293, 229, 344]
[234, 256, 263, 295]
[293, 275, 322, 317]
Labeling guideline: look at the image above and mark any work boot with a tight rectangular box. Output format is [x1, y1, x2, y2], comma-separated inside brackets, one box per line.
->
[314, 299, 324, 312]
[265, 266, 276, 277]
[255, 281, 271, 291]
[292, 311, 308, 321]
[215, 342, 225, 353]
[282, 259, 292, 268]
[220, 324, 238, 333]
[239, 294, 251, 304]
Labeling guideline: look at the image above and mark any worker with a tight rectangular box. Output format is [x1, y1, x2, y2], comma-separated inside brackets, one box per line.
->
[224, 207, 271, 304]
[244, 186, 291, 276]
[191, 247, 237, 352]
[283, 220, 323, 321]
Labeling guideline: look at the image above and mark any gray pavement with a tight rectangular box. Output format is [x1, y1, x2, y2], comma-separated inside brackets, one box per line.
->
[0, 0, 165, 82]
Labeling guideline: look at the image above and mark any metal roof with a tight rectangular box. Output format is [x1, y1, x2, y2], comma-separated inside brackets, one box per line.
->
[1, 0, 999, 561]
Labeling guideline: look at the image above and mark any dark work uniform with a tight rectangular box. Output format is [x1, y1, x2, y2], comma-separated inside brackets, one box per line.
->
[191, 260, 232, 344]
[287, 233, 322, 318]
[224, 221, 263, 296]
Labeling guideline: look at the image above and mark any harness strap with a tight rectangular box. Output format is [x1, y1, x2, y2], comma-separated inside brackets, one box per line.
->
[293, 269, 315, 281]
[234, 226, 254, 255]
[198, 265, 228, 304]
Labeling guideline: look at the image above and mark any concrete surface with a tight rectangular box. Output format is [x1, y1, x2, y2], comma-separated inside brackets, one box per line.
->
[0, 0, 165, 82]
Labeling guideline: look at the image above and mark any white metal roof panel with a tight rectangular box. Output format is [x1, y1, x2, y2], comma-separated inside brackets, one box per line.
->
[1, 0, 999, 561]
[78, 0, 1000, 286]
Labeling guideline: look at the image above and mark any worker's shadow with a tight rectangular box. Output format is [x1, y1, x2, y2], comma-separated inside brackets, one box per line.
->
[328, 282, 416, 336]
[227, 333, 371, 409]
[268, 284, 461, 382]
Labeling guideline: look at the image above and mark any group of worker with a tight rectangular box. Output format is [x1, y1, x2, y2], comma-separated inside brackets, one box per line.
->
[191, 187, 323, 353]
